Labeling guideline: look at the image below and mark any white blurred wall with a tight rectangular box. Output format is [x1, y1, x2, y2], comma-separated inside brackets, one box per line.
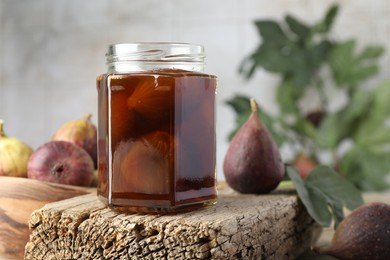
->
[1, 0, 389, 180]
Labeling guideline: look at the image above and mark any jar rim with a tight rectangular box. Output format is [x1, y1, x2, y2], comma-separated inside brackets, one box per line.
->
[106, 42, 206, 73]
[107, 42, 205, 62]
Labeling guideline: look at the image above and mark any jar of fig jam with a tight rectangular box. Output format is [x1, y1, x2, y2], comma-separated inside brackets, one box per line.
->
[96, 43, 218, 212]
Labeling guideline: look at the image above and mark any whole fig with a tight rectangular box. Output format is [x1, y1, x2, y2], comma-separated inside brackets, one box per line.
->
[320, 202, 390, 259]
[223, 99, 284, 194]
[27, 141, 94, 186]
[0, 119, 33, 177]
[52, 114, 97, 168]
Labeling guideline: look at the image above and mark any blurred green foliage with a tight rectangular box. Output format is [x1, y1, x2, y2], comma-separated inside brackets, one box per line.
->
[227, 4, 390, 191]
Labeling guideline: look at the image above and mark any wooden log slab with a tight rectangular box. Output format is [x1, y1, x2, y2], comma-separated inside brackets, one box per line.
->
[25, 186, 321, 259]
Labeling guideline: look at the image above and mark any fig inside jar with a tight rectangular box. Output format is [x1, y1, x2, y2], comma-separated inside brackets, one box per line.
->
[96, 43, 218, 212]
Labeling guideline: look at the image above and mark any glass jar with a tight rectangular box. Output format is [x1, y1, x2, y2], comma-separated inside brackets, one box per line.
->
[96, 43, 218, 212]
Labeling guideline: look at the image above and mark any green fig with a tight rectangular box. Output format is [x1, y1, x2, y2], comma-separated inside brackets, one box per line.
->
[0, 119, 33, 177]
[223, 99, 284, 194]
[320, 202, 390, 259]
[52, 114, 97, 168]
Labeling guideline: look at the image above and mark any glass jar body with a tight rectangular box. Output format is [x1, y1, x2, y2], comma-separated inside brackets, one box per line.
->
[96, 44, 217, 212]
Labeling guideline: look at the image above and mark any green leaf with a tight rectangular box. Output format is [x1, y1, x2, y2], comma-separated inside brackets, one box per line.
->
[305, 166, 364, 211]
[253, 20, 315, 86]
[308, 40, 332, 68]
[345, 89, 375, 119]
[330, 40, 383, 89]
[276, 79, 302, 114]
[323, 4, 339, 30]
[276, 79, 319, 139]
[339, 147, 390, 191]
[315, 113, 340, 149]
[353, 81, 390, 146]
[291, 116, 318, 139]
[254, 21, 290, 45]
[316, 89, 373, 148]
[286, 166, 332, 226]
[287, 40, 331, 87]
[251, 21, 308, 77]
[285, 15, 311, 41]
[239, 42, 300, 79]
[242, 15, 333, 87]
[253, 41, 298, 74]
[359, 46, 385, 60]
[287, 165, 364, 228]
[313, 4, 339, 33]
[239, 55, 257, 79]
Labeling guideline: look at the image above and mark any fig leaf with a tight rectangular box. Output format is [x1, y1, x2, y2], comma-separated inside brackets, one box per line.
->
[286, 165, 364, 229]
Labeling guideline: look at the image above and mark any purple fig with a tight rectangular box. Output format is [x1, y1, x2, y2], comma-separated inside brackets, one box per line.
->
[27, 141, 94, 186]
[320, 202, 390, 260]
[223, 98, 284, 194]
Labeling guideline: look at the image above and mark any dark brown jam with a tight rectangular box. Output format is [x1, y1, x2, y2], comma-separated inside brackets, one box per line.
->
[97, 69, 217, 212]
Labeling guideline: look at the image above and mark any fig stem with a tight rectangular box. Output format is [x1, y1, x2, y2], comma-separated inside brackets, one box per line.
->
[0, 119, 5, 138]
[84, 113, 92, 121]
[250, 98, 259, 114]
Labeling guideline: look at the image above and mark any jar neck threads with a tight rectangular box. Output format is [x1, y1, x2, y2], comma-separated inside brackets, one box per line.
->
[106, 43, 206, 73]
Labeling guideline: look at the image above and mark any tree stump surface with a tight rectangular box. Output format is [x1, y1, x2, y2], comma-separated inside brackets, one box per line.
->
[24, 187, 322, 259]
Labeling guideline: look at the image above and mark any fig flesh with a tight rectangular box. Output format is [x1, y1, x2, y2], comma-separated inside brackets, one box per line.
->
[27, 141, 94, 186]
[223, 99, 284, 194]
[0, 119, 33, 177]
[320, 202, 390, 259]
[52, 114, 97, 168]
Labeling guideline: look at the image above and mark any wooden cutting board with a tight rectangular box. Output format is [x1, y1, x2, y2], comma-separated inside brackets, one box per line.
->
[24, 184, 322, 260]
